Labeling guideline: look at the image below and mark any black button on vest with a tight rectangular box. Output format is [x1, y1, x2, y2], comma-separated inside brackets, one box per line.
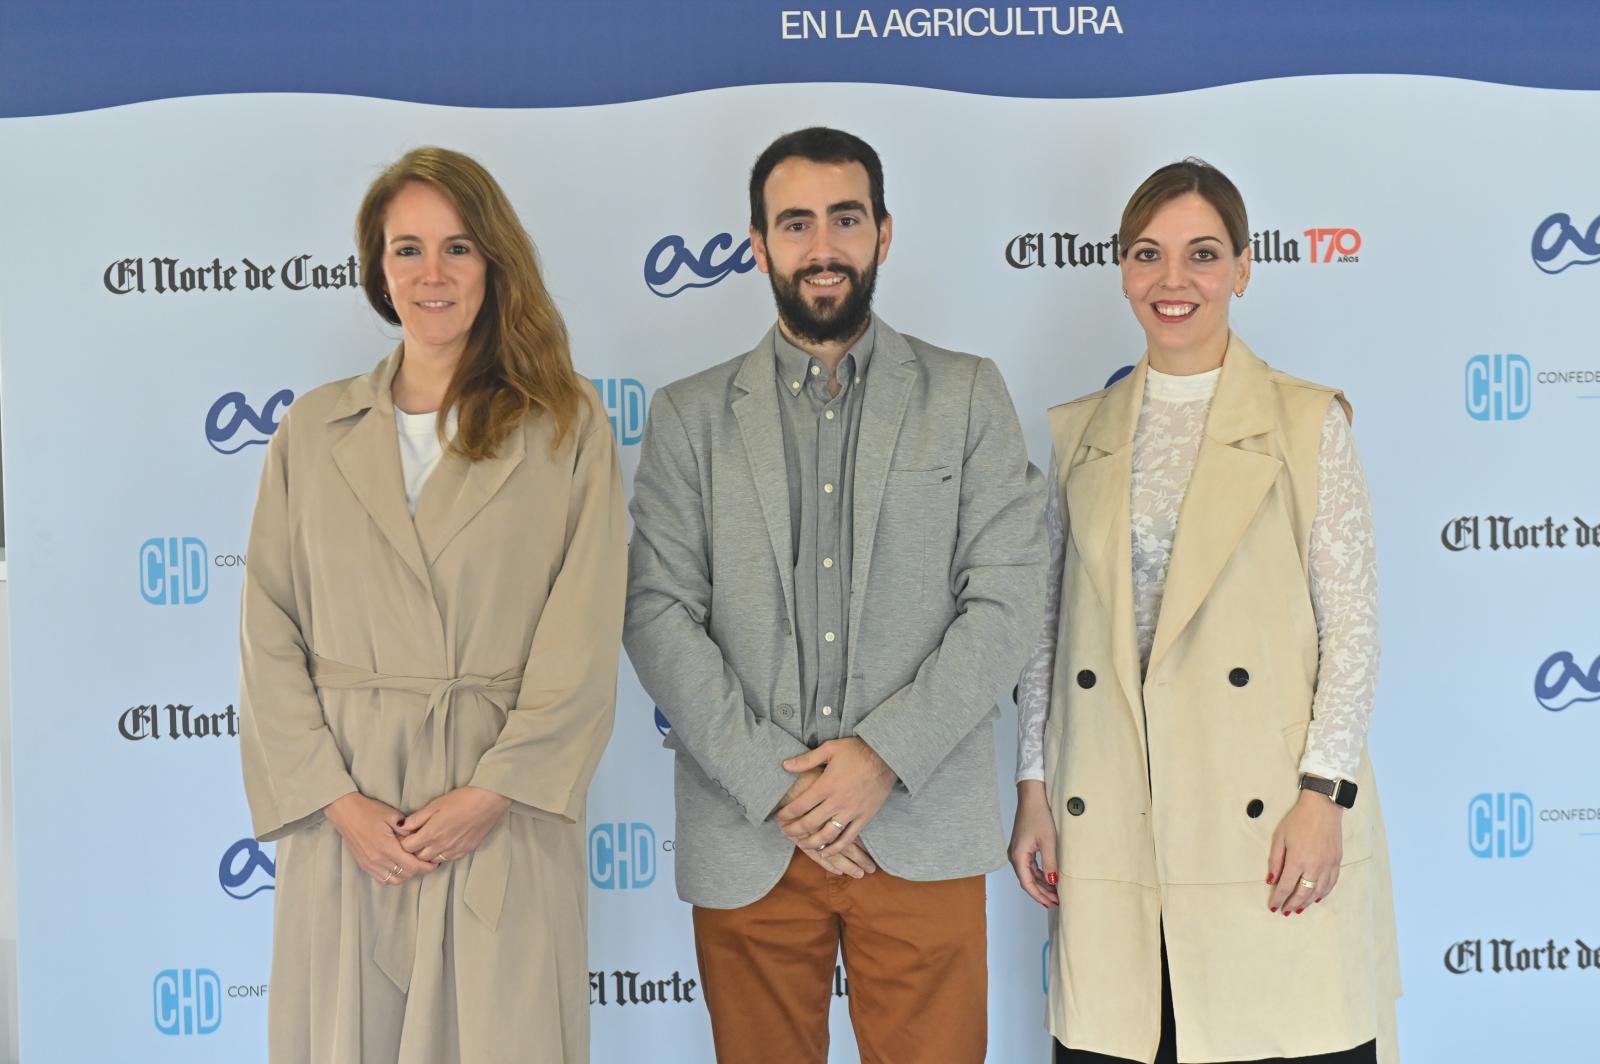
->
[1076, 670, 1096, 689]
[1246, 799, 1264, 818]
[1066, 797, 1086, 816]
[1229, 667, 1250, 688]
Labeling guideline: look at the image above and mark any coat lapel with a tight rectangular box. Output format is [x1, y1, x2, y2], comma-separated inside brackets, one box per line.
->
[730, 330, 797, 622]
[413, 418, 527, 567]
[844, 321, 917, 673]
[1064, 361, 1144, 724]
[1147, 337, 1284, 674]
[328, 350, 431, 589]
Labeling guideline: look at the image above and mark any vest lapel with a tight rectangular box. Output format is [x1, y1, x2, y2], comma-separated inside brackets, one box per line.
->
[1147, 338, 1283, 674]
[1064, 362, 1145, 726]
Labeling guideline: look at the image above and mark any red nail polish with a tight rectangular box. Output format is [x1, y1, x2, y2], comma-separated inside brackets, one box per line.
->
[1315, 897, 1323, 904]
[1270, 907, 1278, 913]
[1296, 907, 1305, 914]
[1282, 910, 1291, 917]
[1046, 872, 1058, 885]
[1265, 873, 1275, 885]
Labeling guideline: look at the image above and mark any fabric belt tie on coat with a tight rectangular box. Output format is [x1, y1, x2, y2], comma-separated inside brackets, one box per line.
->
[310, 654, 523, 994]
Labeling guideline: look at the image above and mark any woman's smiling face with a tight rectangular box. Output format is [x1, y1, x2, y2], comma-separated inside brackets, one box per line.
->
[1120, 191, 1250, 365]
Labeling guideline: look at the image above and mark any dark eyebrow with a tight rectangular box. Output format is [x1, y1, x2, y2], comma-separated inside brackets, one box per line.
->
[387, 233, 474, 245]
[828, 200, 868, 216]
[773, 208, 816, 226]
[1127, 235, 1224, 248]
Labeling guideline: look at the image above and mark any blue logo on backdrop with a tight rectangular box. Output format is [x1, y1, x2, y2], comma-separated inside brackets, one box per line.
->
[1535, 651, 1600, 712]
[654, 706, 672, 736]
[153, 968, 222, 1035]
[1531, 212, 1600, 274]
[140, 537, 208, 605]
[644, 233, 756, 297]
[590, 378, 646, 446]
[1468, 793, 1534, 858]
[589, 822, 657, 889]
[1464, 355, 1531, 420]
[205, 389, 294, 454]
[219, 838, 276, 900]
[1105, 365, 1135, 388]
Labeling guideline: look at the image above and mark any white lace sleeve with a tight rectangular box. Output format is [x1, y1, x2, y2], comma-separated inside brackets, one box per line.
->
[1016, 447, 1063, 783]
[1301, 400, 1380, 782]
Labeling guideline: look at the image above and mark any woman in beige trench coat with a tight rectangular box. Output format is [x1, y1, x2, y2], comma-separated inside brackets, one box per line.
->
[239, 147, 625, 1064]
[1009, 160, 1400, 1063]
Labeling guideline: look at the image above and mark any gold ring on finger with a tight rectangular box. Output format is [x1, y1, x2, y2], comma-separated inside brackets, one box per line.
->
[1300, 878, 1316, 890]
[830, 819, 846, 832]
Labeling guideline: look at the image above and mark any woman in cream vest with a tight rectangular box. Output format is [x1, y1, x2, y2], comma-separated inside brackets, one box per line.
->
[1008, 159, 1399, 1063]
[239, 147, 625, 1063]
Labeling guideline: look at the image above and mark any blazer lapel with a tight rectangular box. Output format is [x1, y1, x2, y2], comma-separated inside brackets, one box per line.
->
[329, 350, 431, 589]
[1064, 361, 1144, 724]
[1147, 337, 1283, 674]
[730, 330, 797, 622]
[413, 418, 527, 567]
[845, 321, 916, 675]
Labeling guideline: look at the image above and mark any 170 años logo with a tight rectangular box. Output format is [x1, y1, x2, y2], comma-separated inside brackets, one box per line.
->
[206, 390, 294, 454]
[644, 234, 756, 297]
[1531, 212, 1600, 275]
[1535, 651, 1600, 712]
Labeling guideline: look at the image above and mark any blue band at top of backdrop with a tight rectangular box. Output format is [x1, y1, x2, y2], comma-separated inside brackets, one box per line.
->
[1, 0, 1597, 118]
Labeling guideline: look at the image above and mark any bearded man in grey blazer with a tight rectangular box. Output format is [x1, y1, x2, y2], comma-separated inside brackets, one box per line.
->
[624, 127, 1046, 1064]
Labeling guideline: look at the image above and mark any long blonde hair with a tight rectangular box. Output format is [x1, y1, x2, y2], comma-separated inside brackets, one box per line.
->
[357, 147, 585, 458]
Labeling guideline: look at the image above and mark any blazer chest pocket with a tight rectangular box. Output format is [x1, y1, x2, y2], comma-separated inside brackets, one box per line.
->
[879, 465, 956, 605]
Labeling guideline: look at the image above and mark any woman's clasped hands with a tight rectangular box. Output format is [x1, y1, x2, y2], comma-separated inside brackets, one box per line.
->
[325, 787, 512, 886]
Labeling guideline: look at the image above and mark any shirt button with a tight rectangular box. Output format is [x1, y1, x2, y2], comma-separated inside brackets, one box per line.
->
[810, 365, 821, 376]
[823, 557, 833, 568]
[855, 376, 861, 384]
[824, 482, 835, 494]
[825, 410, 835, 420]
[822, 705, 833, 716]
[790, 381, 801, 391]
[824, 631, 836, 643]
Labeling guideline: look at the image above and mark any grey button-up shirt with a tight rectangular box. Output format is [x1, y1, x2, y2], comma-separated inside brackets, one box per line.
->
[773, 322, 875, 746]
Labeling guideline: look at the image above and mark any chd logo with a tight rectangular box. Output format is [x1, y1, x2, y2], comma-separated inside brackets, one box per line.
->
[1465, 354, 1531, 421]
[141, 537, 208, 605]
[153, 968, 221, 1035]
[206, 389, 294, 454]
[1531, 212, 1600, 275]
[219, 838, 276, 900]
[589, 822, 657, 890]
[1534, 651, 1600, 712]
[590, 378, 646, 446]
[644, 233, 756, 297]
[1468, 792, 1533, 858]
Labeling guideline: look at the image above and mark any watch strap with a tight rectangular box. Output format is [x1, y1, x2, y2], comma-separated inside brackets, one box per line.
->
[1299, 773, 1357, 809]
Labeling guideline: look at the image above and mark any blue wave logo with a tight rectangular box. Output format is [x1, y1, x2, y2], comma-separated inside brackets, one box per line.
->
[644, 233, 756, 297]
[654, 706, 671, 737]
[206, 389, 294, 454]
[1531, 212, 1600, 275]
[1535, 651, 1600, 711]
[218, 838, 276, 900]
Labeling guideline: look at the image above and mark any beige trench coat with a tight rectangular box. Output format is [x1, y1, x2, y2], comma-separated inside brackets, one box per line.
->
[239, 350, 625, 1064]
[1043, 339, 1401, 1063]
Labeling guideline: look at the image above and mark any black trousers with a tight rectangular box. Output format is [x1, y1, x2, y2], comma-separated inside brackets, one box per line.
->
[1052, 938, 1377, 1064]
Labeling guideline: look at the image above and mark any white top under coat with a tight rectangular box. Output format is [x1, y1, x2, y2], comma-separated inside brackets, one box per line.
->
[394, 406, 458, 515]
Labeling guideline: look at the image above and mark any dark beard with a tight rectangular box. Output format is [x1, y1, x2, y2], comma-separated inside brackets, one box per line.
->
[769, 259, 877, 345]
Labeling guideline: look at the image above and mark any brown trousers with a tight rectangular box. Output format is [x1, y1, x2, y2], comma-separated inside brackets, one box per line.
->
[692, 850, 988, 1064]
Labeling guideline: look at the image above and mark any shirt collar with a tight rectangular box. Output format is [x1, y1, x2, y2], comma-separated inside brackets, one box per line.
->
[773, 319, 878, 399]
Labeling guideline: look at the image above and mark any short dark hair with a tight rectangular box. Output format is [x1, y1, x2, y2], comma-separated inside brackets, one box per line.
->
[1119, 157, 1249, 256]
[749, 127, 889, 235]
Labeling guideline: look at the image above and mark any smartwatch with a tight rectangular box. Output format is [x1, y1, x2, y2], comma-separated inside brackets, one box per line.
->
[1299, 773, 1357, 809]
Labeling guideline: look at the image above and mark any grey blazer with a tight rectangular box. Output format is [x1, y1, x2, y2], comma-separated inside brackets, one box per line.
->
[624, 317, 1047, 908]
